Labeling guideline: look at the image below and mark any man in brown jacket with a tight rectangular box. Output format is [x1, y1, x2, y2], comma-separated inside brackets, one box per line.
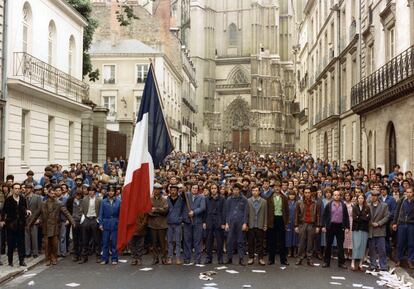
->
[294, 187, 321, 266]
[130, 213, 148, 266]
[30, 185, 75, 266]
[266, 181, 289, 265]
[148, 183, 168, 264]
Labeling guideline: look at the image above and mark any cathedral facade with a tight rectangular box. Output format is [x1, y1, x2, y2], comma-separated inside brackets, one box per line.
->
[188, 0, 301, 152]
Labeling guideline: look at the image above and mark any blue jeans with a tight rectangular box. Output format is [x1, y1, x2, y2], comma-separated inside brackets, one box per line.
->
[58, 223, 67, 256]
[397, 223, 414, 261]
[369, 237, 387, 270]
[167, 224, 182, 258]
[102, 229, 118, 262]
[226, 221, 245, 260]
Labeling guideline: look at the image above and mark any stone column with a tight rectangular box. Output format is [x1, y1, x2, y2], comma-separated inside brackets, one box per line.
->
[81, 110, 93, 163]
[92, 106, 108, 165]
[118, 120, 134, 158]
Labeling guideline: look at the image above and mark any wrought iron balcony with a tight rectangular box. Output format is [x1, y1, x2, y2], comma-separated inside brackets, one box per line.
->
[351, 45, 414, 114]
[13, 52, 89, 103]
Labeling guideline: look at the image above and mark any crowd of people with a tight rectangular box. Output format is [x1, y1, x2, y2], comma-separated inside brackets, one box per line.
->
[0, 152, 413, 274]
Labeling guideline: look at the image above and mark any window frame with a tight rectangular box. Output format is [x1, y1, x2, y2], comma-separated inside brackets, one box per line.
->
[102, 64, 117, 84]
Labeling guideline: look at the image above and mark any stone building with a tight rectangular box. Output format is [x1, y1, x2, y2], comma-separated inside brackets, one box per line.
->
[189, 0, 300, 152]
[0, 0, 6, 180]
[296, 0, 361, 163]
[90, 0, 197, 154]
[352, 0, 414, 172]
[5, 0, 91, 180]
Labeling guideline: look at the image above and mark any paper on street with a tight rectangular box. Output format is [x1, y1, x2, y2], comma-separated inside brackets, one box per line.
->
[215, 266, 228, 270]
[199, 275, 213, 281]
[331, 276, 346, 280]
[352, 284, 363, 287]
[252, 270, 266, 273]
[202, 287, 217, 289]
[329, 282, 342, 285]
[225, 270, 239, 274]
[28, 281, 35, 286]
[361, 287, 374, 289]
[118, 259, 128, 263]
[204, 283, 217, 287]
[280, 266, 286, 270]
[195, 264, 206, 267]
[313, 263, 320, 266]
[242, 285, 252, 288]
[65, 283, 80, 288]
[139, 267, 154, 271]
[23, 273, 37, 278]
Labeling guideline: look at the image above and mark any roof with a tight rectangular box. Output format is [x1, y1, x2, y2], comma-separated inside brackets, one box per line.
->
[89, 39, 158, 55]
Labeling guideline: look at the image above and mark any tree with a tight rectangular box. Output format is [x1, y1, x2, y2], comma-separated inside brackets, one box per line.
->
[115, 1, 139, 26]
[67, 0, 99, 81]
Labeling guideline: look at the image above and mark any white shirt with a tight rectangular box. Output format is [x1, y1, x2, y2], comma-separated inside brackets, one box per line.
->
[86, 197, 96, 217]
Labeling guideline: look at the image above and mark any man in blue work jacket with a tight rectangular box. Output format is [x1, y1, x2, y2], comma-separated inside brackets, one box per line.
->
[166, 184, 184, 265]
[182, 183, 206, 265]
[98, 186, 121, 265]
[225, 182, 248, 266]
[203, 183, 225, 264]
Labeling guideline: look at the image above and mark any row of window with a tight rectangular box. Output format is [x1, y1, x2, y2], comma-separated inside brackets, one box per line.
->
[103, 64, 149, 84]
[21, 110, 75, 163]
[22, 2, 76, 75]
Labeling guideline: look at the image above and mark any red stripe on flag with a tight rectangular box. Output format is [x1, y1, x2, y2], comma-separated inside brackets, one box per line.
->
[117, 163, 152, 251]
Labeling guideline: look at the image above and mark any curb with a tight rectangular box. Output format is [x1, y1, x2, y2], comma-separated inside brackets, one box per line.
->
[0, 256, 45, 285]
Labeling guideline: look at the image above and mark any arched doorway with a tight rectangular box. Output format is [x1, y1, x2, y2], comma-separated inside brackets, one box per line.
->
[386, 122, 397, 173]
[323, 132, 328, 160]
[223, 97, 250, 151]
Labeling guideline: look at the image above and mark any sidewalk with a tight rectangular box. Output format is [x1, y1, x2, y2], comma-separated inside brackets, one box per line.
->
[0, 254, 45, 284]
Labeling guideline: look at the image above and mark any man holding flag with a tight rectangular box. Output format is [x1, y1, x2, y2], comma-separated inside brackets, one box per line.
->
[117, 63, 174, 252]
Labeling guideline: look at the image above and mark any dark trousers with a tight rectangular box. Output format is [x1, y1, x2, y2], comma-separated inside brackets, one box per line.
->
[183, 223, 203, 263]
[6, 228, 25, 264]
[150, 228, 167, 260]
[268, 216, 287, 263]
[397, 223, 414, 262]
[205, 224, 224, 262]
[72, 223, 82, 257]
[44, 235, 58, 263]
[248, 228, 265, 259]
[226, 221, 245, 260]
[130, 235, 145, 260]
[81, 217, 100, 257]
[324, 223, 345, 266]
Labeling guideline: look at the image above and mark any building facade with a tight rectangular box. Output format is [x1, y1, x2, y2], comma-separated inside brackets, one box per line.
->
[189, 0, 300, 152]
[352, 0, 414, 173]
[90, 0, 198, 154]
[5, 0, 91, 180]
[296, 0, 361, 163]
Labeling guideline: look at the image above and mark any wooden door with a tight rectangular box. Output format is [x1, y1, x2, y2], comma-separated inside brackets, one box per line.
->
[232, 130, 240, 151]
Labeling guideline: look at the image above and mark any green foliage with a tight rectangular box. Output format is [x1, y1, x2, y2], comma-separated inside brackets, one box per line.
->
[67, 0, 99, 81]
[115, 1, 139, 26]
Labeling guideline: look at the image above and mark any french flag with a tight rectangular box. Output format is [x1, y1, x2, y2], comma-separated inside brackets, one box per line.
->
[117, 64, 173, 251]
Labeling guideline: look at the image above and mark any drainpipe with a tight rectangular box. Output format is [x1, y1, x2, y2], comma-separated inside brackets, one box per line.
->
[1, 0, 9, 166]
[358, 0, 363, 166]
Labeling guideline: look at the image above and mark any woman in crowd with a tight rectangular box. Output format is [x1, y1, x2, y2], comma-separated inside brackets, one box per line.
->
[351, 194, 370, 271]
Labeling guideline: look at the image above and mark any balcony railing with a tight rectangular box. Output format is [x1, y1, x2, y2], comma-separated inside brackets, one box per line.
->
[13, 52, 89, 103]
[351, 45, 414, 110]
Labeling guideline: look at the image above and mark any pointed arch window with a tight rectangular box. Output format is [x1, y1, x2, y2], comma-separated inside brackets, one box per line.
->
[228, 23, 238, 47]
[232, 69, 248, 84]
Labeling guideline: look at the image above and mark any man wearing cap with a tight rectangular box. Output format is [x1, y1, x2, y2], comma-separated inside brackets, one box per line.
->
[29, 185, 75, 266]
[379, 185, 396, 257]
[24, 183, 42, 258]
[368, 189, 389, 271]
[182, 183, 206, 265]
[166, 184, 184, 265]
[266, 181, 290, 266]
[80, 185, 102, 263]
[224, 183, 248, 265]
[148, 183, 168, 265]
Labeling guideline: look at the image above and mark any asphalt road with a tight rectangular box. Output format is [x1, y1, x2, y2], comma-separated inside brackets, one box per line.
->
[2, 256, 380, 289]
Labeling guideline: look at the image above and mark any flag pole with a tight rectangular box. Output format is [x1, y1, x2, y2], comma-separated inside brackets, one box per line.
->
[148, 59, 175, 151]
